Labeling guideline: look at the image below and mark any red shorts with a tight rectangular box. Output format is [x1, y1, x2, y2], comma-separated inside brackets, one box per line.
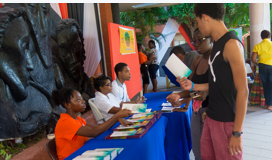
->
[201, 116, 243, 160]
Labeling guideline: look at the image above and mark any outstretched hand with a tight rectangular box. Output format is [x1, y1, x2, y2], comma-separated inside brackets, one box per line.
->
[118, 118, 134, 127]
[166, 93, 180, 103]
[135, 96, 145, 103]
[193, 91, 208, 101]
[177, 76, 193, 91]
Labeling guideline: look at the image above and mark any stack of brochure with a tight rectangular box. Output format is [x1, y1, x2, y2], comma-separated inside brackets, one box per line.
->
[105, 111, 162, 139]
[73, 148, 123, 160]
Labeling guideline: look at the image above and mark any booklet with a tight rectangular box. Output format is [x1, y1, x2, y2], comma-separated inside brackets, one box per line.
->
[110, 130, 137, 137]
[131, 112, 153, 118]
[95, 148, 124, 155]
[73, 155, 110, 160]
[161, 106, 180, 112]
[165, 53, 192, 79]
[122, 103, 147, 113]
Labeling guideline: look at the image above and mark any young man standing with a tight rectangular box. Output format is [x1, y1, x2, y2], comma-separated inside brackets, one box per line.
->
[112, 63, 144, 103]
[178, 3, 248, 160]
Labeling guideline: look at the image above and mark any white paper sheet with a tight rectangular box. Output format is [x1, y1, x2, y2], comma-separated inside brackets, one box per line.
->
[165, 54, 192, 79]
[122, 104, 147, 113]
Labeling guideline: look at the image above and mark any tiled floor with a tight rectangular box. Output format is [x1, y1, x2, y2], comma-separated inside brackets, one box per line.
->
[148, 77, 272, 160]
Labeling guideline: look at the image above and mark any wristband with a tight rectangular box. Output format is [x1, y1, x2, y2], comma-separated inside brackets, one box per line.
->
[190, 82, 194, 92]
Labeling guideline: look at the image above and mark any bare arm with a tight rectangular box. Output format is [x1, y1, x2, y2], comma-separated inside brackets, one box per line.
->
[143, 57, 156, 65]
[224, 39, 248, 155]
[76, 110, 133, 137]
[178, 77, 209, 92]
[108, 106, 121, 114]
[224, 39, 248, 132]
[251, 52, 258, 66]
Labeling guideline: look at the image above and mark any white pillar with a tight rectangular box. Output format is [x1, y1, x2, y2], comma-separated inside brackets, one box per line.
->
[249, 3, 271, 61]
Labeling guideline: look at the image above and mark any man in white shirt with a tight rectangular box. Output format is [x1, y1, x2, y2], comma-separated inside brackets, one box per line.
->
[112, 63, 145, 103]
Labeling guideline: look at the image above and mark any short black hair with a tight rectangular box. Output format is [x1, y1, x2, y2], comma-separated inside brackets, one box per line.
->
[170, 46, 186, 56]
[148, 40, 156, 47]
[114, 63, 128, 77]
[261, 30, 271, 39]
[194, 28, 199, 33]
[91, 76, 112, 92]
[194, 3, 225, 21]
[137, 42, 142, 51]
[51, 87, 76, 108]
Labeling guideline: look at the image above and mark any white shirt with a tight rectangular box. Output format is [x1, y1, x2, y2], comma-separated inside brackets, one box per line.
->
[94, 92, 121, 124]
[111, 78, 130, 102]
[147, 48, 159, 64]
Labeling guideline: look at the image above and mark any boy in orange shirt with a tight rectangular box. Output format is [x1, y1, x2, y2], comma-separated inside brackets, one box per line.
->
[52, 87, 132, 160]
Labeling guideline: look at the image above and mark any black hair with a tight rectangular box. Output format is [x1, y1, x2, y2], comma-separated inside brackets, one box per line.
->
[137, 42, 142, 51]
[170, 46, 186, 56]
[90, 76, 112, 92]
[51, 87, 76, 108]
[114, 62, 128, 77]
[194, 28, 199, 33]
[261, 30, 270, 39]
[148, 40, 156, 47]
[194, 3, 225, 21]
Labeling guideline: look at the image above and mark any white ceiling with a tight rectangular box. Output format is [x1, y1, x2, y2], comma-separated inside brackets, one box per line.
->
[119, 3, 179, 12]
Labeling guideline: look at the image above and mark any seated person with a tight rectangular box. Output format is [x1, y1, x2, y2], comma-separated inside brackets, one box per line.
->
[112, 62, 145, 103]
[53, 87, 132, 160]
[92, 76, 135, 125]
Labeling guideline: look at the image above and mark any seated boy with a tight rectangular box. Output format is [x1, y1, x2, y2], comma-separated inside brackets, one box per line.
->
[112, 63, 145, 103]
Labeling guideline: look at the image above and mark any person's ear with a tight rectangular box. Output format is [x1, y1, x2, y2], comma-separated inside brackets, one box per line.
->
[64, 102, 71, 109]
[202, 14, 209, 24]
[209, 37, 214, 44]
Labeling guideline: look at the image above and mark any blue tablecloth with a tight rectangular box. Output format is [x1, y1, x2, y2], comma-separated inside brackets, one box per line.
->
[144, 91, 193, 160]
[65, 116, 168, 160]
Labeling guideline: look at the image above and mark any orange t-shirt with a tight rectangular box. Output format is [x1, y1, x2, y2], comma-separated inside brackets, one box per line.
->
[55, 113, 88, 160]
[138, 52, 147, 65]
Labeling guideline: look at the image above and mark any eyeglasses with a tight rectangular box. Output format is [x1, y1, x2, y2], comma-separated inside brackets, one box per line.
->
[191, 37, 208, 46]
[104, 82, 112, 86]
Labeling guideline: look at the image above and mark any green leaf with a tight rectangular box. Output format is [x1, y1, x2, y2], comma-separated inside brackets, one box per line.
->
[5, 154, 11, 160]
[6, 146, 13, 154]
[17, 143, 26, 149]
[0, 149, 7, 156]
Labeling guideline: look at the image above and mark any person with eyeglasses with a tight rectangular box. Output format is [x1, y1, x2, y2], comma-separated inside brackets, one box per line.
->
[91, 76, 134, 126]
[178, 4, 248, 160]
[167, 28, 213, 160]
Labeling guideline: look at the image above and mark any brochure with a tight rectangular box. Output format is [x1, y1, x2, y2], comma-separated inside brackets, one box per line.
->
[165, 53, 192, 79]
[110, 130, 137, 137]
[122, 103, 147, 113]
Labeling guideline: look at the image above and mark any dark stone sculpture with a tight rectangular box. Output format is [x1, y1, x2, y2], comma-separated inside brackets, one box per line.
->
[0, 4, 65, 139]
[53, 18, 95, 100]
[0, 4, 95, 139]
[0, 7, 52, 139]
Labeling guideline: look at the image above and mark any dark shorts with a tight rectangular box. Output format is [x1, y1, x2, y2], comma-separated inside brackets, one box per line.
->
[140, 64, 150, 84]
[148, 64, 159, 79]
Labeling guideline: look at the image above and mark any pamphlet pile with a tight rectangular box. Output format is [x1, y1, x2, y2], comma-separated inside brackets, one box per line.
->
[105, 111, 162, 139]
[73, 148, 123, 160]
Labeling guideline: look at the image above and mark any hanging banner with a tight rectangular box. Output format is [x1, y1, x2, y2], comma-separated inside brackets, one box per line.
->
[119, 27, 135, 55]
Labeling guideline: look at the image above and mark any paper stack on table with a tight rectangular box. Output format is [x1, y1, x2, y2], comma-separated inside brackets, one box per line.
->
[73, 148, 124, 160]
[122, 103, 147, 113]
[165, 53, 192, 79]
[161, 106, 180, 112]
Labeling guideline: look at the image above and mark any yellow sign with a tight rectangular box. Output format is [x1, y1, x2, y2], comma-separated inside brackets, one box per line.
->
[119, 27, 135, 55]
